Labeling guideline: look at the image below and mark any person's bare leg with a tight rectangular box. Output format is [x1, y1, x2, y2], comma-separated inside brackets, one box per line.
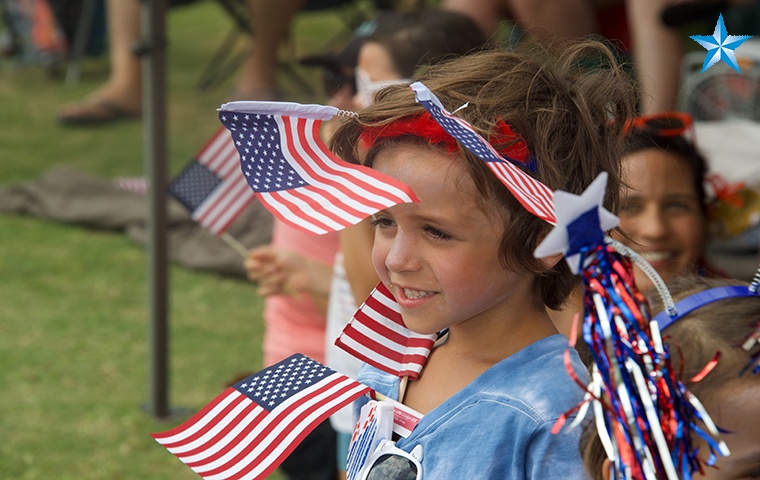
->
[509, 0, 597, 42]
[97, 0, 142, 106]
[57, 0, 142, 121]
[234, 0, 306, 100]
[443, 0, 597, 45]
[626, 0, 681, 114]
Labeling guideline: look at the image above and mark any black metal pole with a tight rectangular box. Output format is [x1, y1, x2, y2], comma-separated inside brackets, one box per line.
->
[138, 0, 170, 419]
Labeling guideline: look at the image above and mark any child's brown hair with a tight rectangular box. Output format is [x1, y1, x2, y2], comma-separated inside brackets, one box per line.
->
[331, 41, 636, 309]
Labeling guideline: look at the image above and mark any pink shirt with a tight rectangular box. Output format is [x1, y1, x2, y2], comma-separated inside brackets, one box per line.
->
[262, 219, 339, 366]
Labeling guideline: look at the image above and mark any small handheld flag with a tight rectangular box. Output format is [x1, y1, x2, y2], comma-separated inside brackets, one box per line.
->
[168, 126, 255, 236]
[334, 282, 437, 380]
[217, 101, 419, 235]
[151, 354, 372, 480]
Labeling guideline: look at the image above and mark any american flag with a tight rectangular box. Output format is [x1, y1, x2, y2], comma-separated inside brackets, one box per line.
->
[168, 126, 255, 235]
[345, 400, 383, 480]
[217, 101, 419, 235]
[334, 282, 437, 380]
[410, 82, 556, 225]
[151, 354, 372, 480]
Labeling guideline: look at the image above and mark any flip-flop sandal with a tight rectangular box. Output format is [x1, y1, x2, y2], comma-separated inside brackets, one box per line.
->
[56, 98, 141, 126]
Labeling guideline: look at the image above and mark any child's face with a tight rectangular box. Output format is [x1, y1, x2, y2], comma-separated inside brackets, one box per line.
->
[369, 143, 533, 335]
[354, 41, 406, 109]
[698, 380, 760, 479]
[615, 149, 706, 292]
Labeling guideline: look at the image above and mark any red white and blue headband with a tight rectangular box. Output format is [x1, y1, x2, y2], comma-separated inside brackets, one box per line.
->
[653, 284, 760, 331]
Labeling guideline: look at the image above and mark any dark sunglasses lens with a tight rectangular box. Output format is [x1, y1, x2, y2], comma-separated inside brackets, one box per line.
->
[323, 70, 356, 96]
[366, 454, 418, 480]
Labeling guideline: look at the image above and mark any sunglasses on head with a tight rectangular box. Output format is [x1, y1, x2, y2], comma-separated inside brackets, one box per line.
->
[624, 111, 695, 142]
[323, 68, 357, 97]
[358, 440, 423, 480]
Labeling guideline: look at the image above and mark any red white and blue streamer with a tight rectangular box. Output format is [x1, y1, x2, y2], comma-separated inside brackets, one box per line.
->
[535, 172, 729, 480]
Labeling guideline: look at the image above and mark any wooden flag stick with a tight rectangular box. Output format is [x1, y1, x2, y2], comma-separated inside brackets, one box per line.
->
[398, 376, 409, 403]
[221, 232, 249, 258]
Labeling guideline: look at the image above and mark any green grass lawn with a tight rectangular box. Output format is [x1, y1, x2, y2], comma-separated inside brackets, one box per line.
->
[0, 2, 349, 477]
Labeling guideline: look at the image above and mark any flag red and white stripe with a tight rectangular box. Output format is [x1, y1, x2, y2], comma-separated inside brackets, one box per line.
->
[411, 82, 556, 225]
[218, 102, 419, 235]
[335, 283, 437, 379]
[152, 354, 372, 480]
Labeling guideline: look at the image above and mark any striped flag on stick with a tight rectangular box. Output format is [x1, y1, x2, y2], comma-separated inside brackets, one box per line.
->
[168, 126, 255, 236]
[151, 354, 372, 480]
[217, 101, 419, 235]
[335, 282, 437, 380]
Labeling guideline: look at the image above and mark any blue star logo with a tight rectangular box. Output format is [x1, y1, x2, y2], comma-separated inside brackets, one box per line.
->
[690, 14, 752, 73]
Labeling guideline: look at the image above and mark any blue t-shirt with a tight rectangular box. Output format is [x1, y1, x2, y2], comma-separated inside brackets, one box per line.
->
[356, 334, 589, 479]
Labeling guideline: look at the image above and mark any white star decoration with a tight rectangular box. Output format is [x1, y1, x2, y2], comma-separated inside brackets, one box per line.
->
[533, 172, 619, 274]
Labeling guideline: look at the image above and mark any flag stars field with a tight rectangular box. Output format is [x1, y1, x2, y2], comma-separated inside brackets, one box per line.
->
[218, 102, 419, 234]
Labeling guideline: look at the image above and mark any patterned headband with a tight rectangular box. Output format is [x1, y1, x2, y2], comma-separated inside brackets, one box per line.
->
[358, 111, 538, 173]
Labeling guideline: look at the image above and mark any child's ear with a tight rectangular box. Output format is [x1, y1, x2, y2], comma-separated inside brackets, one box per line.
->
[533, 228, 563, 272]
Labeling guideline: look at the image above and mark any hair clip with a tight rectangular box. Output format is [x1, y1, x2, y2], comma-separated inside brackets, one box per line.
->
[337, 109, 360, 119]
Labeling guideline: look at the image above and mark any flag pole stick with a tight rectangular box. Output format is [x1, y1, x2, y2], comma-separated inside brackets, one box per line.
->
[138, 0, 170, 419]
[399, 376, 409, 403]
[221, 232, 249, 258]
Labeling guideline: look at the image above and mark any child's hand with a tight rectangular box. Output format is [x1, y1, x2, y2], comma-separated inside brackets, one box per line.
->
[244, 246, 330, 298]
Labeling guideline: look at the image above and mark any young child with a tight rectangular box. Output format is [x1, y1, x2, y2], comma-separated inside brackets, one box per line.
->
[330, 43, 635, 478]
[244, 10, 488, 479]
[581, 274, 760, 480]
